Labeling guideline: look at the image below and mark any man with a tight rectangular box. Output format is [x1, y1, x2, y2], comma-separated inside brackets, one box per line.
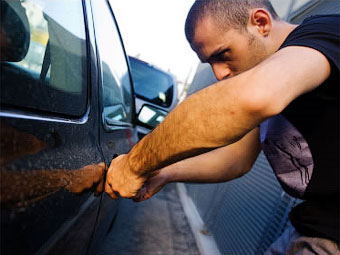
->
[105, 0, 339, 253]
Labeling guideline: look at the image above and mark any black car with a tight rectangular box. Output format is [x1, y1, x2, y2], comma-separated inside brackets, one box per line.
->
[0, 0, 177, 254]
[129, 56, 178, 139]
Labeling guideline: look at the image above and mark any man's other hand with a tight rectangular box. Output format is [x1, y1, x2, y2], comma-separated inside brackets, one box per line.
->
[133, 170, 169, 202]
[105, 154, 146, 199]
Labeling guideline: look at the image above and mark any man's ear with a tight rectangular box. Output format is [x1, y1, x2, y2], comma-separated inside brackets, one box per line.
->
[249, 9, 272, 37]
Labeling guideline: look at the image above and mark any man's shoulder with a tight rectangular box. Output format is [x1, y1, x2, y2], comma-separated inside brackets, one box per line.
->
[298, 14, 340, 31]
[283, 14, 339, 43]
[303, 14, 340, 22]
[280, 14, 340, 71]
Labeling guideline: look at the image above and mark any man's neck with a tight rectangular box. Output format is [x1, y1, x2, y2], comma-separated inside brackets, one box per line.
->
[271, 21, 298, 52]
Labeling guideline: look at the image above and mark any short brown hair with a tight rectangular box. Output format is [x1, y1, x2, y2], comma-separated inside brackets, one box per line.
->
[185, 0, 279, 44]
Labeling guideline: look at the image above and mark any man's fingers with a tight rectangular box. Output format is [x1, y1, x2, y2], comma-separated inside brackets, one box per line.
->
[94, 162, 107, 196]
[105, 182, 119, 200]
[104, 165, 118, 199]
[97, 162, 106, 168]
[109, 191, 119, 200]
[133, 186, 147, 202]
[106, 188, 119, 200]
[94, 177, 105, 196]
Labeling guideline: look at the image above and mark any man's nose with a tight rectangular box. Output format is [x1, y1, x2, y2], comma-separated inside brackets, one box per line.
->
[211, 64, 232, 81]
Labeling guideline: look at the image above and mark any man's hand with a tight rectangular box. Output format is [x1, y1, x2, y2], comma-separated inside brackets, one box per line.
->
[133, 170, 169, 202]
[105, 154, 146, 199]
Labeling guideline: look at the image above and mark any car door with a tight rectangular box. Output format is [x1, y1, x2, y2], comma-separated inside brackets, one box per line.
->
[86, 0, 139, 253]
[0, 0, 105, 254]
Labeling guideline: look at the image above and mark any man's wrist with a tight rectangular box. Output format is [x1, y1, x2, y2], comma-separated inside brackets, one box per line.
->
[126, 150, 146, 176]
[161, 164, 178, 183]
[127, 137, 158, 176]
[124, 153, 137, 174]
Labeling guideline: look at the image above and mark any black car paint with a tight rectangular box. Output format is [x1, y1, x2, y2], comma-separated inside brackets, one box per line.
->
[0, 1, 106, 251]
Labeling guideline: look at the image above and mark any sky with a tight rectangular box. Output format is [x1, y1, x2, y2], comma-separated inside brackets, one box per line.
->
[110, 0, 199, 83]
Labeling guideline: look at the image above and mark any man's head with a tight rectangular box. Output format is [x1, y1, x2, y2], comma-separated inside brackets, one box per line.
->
[185, 0, 281, 80]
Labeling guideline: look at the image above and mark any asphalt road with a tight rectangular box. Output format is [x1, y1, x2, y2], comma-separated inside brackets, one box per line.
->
[96, 184, 200, 255]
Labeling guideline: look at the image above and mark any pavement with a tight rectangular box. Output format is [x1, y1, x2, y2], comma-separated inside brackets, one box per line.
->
[96, 184, 201, 255]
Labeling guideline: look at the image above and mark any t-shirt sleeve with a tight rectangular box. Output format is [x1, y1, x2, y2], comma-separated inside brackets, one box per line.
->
[279, 15, 340, 73]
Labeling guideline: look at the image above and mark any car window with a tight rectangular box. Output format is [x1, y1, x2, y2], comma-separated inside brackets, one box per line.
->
[0, 0, 87, 117]
[129, 57, 174, 108]
[92, 0, 133, 129]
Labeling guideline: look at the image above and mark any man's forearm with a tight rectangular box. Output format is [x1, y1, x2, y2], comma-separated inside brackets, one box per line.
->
[132, 128, 261, 202]
[162, 128, 261, 183]
[128, 71, 264, 175]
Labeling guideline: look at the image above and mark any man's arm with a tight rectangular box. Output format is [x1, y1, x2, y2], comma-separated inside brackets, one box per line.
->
[134, 128, 261, 202]
[129, 47, 330, 172]
[106, 46, 331, 198]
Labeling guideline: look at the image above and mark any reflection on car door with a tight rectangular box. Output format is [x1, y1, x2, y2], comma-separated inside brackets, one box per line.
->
[0, 0, 105, 254]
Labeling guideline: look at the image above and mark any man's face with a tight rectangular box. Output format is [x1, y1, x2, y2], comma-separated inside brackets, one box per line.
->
[191, 16, 270, 81]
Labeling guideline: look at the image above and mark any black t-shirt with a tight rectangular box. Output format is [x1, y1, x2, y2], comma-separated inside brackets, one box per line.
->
[260, 15, 340, 242]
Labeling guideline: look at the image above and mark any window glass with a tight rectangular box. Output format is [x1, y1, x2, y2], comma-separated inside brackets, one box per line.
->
[0, 0, 87, 117]
[92, 0, 133, 128]
[129, 57, 174, 107]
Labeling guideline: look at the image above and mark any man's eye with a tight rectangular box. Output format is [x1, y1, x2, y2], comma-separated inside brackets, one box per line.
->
[217, 54, 230, 62]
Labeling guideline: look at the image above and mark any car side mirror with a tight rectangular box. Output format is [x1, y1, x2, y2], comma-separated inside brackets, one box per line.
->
[137, 104, 168, 129]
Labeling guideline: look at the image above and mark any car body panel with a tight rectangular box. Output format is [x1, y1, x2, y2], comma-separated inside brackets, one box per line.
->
[0, 1, 105, 254]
